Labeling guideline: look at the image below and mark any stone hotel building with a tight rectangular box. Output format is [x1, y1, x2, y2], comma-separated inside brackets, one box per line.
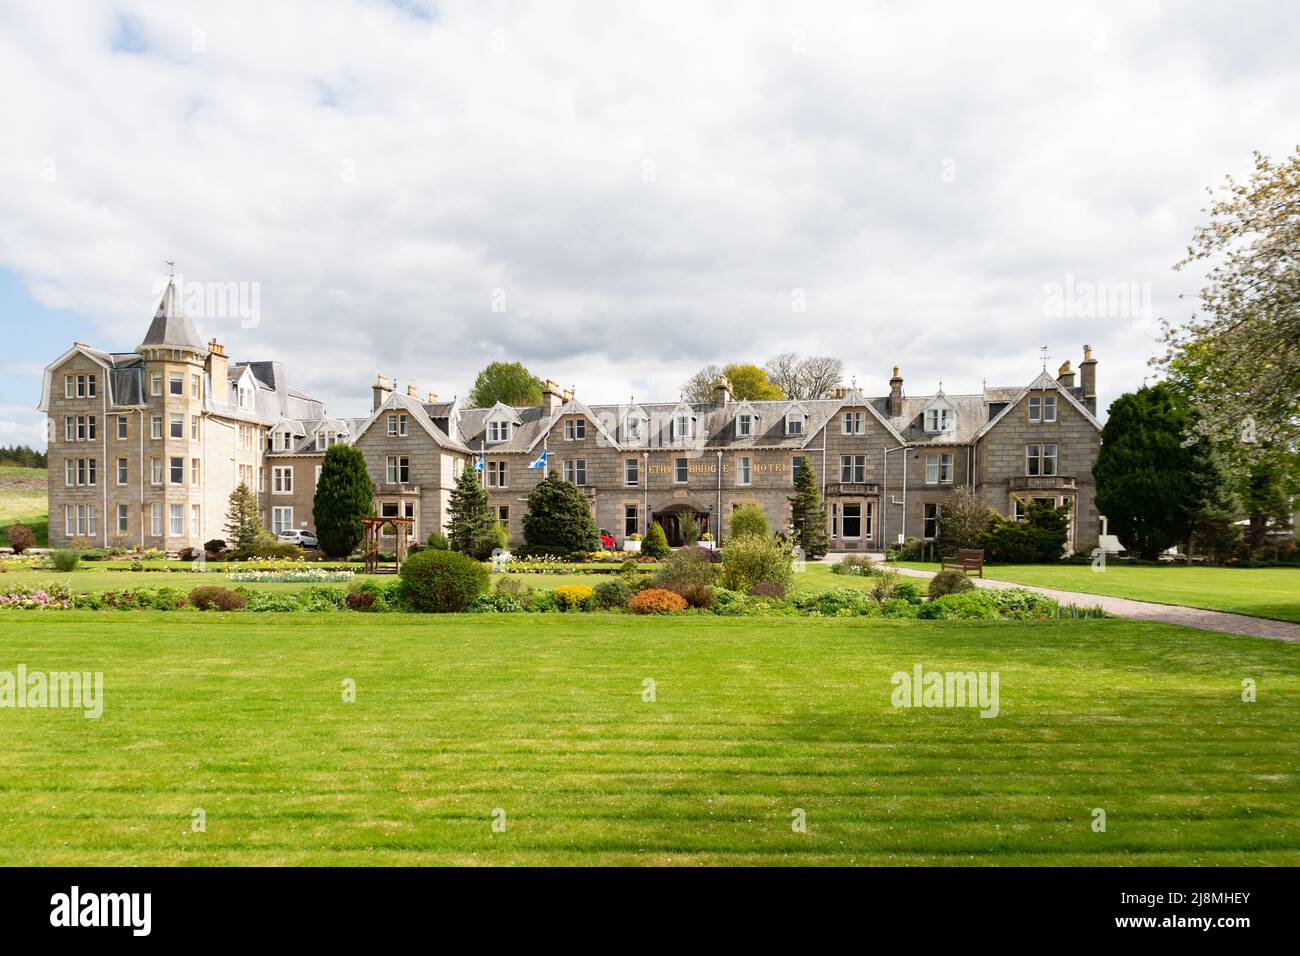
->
[42, 279, 1104, 553]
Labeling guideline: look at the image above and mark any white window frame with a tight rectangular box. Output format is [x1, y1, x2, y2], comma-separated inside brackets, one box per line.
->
[117, 415, 128, 439]
[624, 416, 640, 440]
[737, 456, 752, 486]
[564, 418, 586, 441]
[116, 458, 128, 485]
[117, 503, 128, 534]
[839, 455, 865, 484]
[674, 457, 689, 484]
[150, 503, 162, 536]
[842, 411, 864, 435]
[170, 456, 184, 484]
[271, 506, 293, 535]
[272, 466, 293, 494]
[624, 458, 639, 487]
[151, 372, 163, 397]
[151, 415, 162, 440]
[169, 503, 184, 536]
[672, 415, 691, 441]
[785, 414, 805, 436]
[486, 460, 507, 488]
[563, 459, 587, 486]
[737, 414, 753, 437]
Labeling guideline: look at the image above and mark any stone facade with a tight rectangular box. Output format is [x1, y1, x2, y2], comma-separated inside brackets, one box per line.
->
[39, 279, 352, 550]
[42, 280, 1104, 554]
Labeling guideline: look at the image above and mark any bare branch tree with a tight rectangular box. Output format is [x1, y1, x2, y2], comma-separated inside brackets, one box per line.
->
[797, 356, 845, 399]
[764, 352, 802, 398]
[680, 364, 721, 403]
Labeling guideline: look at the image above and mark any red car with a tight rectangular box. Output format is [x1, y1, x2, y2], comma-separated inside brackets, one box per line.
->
[598, 528, 616, 550]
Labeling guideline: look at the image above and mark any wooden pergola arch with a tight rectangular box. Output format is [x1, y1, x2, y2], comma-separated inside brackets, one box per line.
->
[360, 515, 414, 573]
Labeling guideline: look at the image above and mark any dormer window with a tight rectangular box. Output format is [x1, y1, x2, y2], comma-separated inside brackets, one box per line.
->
[672, 414, 692, 441]
[785, 414, 805, 436]
[924, 408, 951, 433]
[564, 418, 586, 440]
[737, 414, 753, 437]
[315, 433, 326, 451]
[487, 420, 511, 443]
[624, 415, 641, 440]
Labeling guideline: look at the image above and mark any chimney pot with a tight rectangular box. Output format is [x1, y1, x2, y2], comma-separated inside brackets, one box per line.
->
[427, 392, 438, 404]
[406, 384, 419, 398]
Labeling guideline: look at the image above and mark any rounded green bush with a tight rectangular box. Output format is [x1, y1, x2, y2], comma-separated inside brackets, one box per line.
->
[399, 549, 489, 612]
[187, 586, 248, 611]
[928, 569, 975, 598]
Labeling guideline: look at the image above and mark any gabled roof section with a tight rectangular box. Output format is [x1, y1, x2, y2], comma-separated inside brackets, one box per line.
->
[829, 390, 907, 444]
[354, 390, 471, 453]
[975, 370, 1102, 439]
[527, 398, 620, 451]
[485, 401, 523, 426]
[36, 345, 115, 412]
[139, 278, 207, 352]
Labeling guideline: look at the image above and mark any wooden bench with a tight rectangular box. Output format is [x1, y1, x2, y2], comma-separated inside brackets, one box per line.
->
[941, 548, 984, 577]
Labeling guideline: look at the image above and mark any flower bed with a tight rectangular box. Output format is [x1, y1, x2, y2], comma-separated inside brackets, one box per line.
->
[0, 583, 74, 609]
[226, 569, 355, 583]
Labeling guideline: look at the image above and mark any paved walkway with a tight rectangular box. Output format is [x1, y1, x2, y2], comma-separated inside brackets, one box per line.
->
[855, 560, 1300, 643]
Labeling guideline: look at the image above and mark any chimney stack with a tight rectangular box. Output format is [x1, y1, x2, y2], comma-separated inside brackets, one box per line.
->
[713, 374, 733, 405]
[206, 339, 229, 397]
[888, 367, 904, 418]
[1079, 345, 1098, 414]
[1057, 360, 1075, 388]
[372, 373, 392, 411]
[541, 378, 565, 415]
[406, 383, 420, 399]
[427, 391, 438, 404]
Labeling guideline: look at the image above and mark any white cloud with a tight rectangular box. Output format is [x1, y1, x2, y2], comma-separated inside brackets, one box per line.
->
[1, 0, 1298, 430]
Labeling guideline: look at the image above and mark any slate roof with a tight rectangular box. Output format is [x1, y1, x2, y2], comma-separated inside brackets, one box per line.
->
[139, 279, 207, 352]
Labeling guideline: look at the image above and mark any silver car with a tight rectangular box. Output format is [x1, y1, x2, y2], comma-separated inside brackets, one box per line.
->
[276, 529, 319, 548]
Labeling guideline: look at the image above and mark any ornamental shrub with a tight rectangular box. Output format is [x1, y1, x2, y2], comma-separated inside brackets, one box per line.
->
[345, 590, 376, 611]
[728, 505, 768, 540]
[719, 535, 793, 594]
[653, 549, 717, 594]
[627, 587, 688, 614]
[187, 586, 247, 611]
[917, 591, 1001, 620]
[928, 569, 975, 598]
[593, 578, 633, 610]
[6, 524, 35, 554]
[641, 522, 671, 560]
[399, 549, 489, 612]
[49, 549, 81, 572]
[467, 593, 524, 613]
[673, 583, 716, 609]
[748, 580, 786, 600]
[553, 584, 595, 611]
[469, 521, 509, 561]
[426, 531, 450, 551]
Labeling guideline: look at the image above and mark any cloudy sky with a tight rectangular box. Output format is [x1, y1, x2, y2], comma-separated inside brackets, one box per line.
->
[2, 0, 1298, 446]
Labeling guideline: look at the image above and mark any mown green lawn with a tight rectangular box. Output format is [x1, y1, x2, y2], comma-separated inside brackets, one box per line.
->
[891, 562, 1300, 624]
[0, 466, 46, 548]
[0, 611, 1295, 865]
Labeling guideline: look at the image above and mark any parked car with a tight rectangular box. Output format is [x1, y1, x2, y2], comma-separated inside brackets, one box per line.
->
[598, 528, 616, 550]
[277, 529, 319, 548]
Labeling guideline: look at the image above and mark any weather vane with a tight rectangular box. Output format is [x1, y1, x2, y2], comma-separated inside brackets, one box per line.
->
[164, 259, 176, 277]
[1040, 345, 1049, 371]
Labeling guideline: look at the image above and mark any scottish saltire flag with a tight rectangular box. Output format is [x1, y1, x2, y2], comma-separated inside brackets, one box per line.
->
[528, 448, 548, 470]
[473, 457, 484, 471]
